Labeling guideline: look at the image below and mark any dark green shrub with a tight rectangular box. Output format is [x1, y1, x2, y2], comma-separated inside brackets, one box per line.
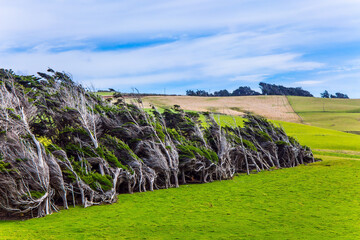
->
[242, 139, 258, 152]
[81, 172, 113, 191]
[257, 130, 272, 142]
[177, 144, 218, 163]
[275, 140, 289, 146]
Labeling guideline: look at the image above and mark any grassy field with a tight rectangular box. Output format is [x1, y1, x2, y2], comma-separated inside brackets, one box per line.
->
[274, 120, 360, 151]
[1, 115, 360, 239]
[214, 114, 360, 152]
[288, 96, 360, 132]
[1, 156, 360, 240]
[95, 91, 115, 96]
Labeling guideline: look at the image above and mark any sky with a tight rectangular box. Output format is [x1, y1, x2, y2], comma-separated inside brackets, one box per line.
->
[1, 0, 360, 97]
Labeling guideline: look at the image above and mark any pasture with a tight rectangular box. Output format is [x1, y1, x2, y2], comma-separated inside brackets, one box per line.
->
[288, 96, 360, 133]
[215, 114, 360, 152]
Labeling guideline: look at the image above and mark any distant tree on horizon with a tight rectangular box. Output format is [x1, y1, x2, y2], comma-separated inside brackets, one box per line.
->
[186, 89, 211, 96]
[187, 86, 261, 97]
[213, 89, 230, 96]
[321, 90, 330, 98]
[321, 90, 349, 99]
[231, 86, 261, 96]
[331, 92, 349, 99]
[259, 82, 313, 97]
[186, 82, 314, 97]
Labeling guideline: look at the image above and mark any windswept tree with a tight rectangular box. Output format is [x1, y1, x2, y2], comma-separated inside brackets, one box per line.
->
[213, 89, 230, 97]
[231, 86, 261, 96]
[320, 90, 330, 98]
[186, 89, 211, 96]
[333, 92, 349, 99]
[0, 69, 316, 219]
[259, 82, 313, 97]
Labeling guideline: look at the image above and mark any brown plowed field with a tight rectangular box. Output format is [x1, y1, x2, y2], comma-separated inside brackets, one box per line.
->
[141, 95, 302, 123]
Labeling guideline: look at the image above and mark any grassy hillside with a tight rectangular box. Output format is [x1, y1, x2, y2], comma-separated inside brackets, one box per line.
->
[95, 91, 115, 96]
[217, 115, 360, 161]
[288, 96, 360, 133]
[274, 120, 360, 151]
[215, 115, 360, 152]
[1, 117, 360, 239]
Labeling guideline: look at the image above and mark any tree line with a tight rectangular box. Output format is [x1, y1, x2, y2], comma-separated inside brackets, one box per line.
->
[0, 68, 315, 219]
[186, 82, 313, 97]
[320, 90, 349, 99]
[187, 83, 350, 98]
[186, 86, 261, 97]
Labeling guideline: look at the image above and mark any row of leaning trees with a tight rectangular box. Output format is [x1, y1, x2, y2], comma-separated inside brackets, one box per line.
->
[0, 69, 315, 219]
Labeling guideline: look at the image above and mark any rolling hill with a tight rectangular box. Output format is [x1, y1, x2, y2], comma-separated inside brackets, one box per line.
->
[287, 96, 360, 133]
[135, 95, 360, 133]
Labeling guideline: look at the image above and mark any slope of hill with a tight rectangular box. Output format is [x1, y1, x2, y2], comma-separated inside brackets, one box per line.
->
[141, 95, 301, 123]
[214, 115, 360, 152]
[134, 95, 360, 133]
[288, 96, 360, 133]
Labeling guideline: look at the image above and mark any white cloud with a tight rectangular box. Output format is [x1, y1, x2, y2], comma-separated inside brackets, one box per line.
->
[0, 33, 325, 89]
[294, 80, 324, 85]
[2, 0, 360, 48]
[230, 74, 269, 82]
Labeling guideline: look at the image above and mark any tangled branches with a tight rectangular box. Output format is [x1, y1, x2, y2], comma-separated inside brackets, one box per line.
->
[0, 69, 316, 219]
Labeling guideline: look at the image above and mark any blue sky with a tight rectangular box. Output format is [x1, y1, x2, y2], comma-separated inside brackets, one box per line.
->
[1, 0, 360, 97]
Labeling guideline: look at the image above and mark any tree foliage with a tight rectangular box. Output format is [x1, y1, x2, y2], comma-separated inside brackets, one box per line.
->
[321, 90, 330, 98]
[186, 83, 312, 97]
[231, 86, 261, 96]
[259, 82, 313, 97]
[321, 90, 349, 99]
[187, 86, 261, 97]
[213, 89, 231, 97]
[185, 90, 210, 96]
[331, 92, 349, 99]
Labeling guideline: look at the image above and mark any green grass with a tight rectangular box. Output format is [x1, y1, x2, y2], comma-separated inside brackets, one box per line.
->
[288, 96, 360, 132]
[213, 114, 245, 127]
[94, 92, 114, 96]
[312, 150, 360, 160]
[1, 156, 360, 240]
[216, 114, 360, 152]
[1, 114, 360, 239]
[295, 112, 360, 132]
[272, 120, 360, 152]
[287, 96, 360, 113]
